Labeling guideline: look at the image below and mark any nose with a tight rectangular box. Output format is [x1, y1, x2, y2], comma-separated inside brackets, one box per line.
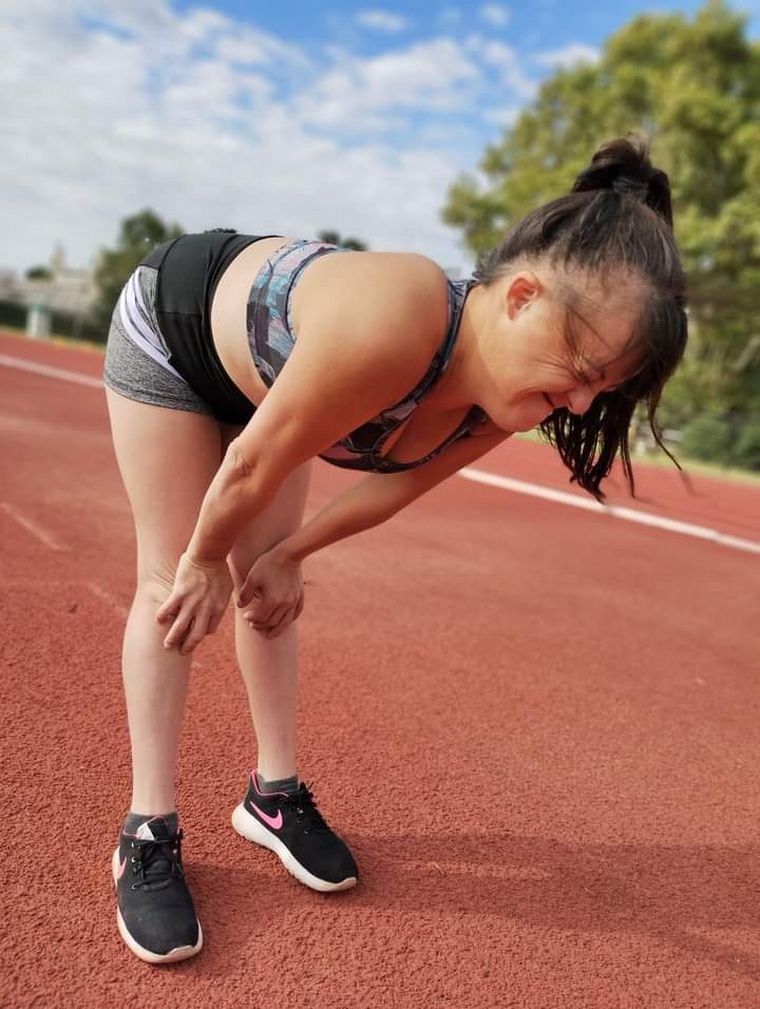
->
[565, 386, 597, 415]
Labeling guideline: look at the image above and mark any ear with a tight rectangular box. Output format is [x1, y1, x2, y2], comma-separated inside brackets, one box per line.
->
[505, 271, 543, 319]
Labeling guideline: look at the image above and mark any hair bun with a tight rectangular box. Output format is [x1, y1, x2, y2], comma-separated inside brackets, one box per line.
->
[610, 175, 650, 201]
[572, 133, 674, 228]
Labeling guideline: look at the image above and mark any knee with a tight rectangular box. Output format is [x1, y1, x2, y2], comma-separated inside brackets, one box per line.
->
[136, 558, 180, 604]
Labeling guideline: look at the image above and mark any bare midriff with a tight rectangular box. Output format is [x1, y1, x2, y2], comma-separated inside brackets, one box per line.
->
[209, 237, 494, 462]
[210, 235, 295, 408]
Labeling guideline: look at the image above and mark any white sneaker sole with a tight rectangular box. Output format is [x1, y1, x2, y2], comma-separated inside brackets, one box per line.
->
[231, 802, 357, 893]
[111, 847, 203, 964]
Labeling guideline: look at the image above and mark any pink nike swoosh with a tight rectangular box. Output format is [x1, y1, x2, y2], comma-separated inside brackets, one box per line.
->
[248, 799, 283, 830]
[117, 856, 127, 879]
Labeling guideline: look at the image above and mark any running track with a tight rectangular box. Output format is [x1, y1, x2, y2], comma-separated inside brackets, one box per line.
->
[2, 329, 759, 1008]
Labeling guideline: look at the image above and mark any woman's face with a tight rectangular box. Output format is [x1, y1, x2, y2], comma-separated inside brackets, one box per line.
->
[481, 267, 643, 433]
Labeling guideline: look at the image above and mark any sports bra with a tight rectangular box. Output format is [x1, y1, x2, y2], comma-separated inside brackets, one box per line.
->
[246, 238, 486, 473]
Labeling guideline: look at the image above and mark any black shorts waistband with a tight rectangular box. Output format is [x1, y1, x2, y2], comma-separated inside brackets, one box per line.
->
[138, 231, 282, 424]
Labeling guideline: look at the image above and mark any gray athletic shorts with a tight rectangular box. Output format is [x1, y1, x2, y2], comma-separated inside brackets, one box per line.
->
[102, 265, 215, 416]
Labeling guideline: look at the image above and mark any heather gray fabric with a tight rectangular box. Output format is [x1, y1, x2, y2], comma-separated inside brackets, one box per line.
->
[103, 265, 214, 416]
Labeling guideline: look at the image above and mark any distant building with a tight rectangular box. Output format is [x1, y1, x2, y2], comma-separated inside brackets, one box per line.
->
[1, 245, 96, 314]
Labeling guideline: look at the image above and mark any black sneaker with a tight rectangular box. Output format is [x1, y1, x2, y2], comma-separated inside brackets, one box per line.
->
[231, 773, 358, 892]
[111, 815, 203, 963]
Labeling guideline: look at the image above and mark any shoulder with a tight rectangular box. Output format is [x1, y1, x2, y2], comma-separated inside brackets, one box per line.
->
[229, 252, 453, 481]
[291, 249, 450, 377]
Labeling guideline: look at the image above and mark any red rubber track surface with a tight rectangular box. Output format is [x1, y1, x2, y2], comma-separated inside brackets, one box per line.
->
[2, 330, 759, 1008]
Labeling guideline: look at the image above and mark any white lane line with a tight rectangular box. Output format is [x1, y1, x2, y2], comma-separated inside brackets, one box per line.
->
[0, 501, 66, 551]
[459, 468, 760, 556]
[2, 351, 757, 557]
[0, 354, 103, 388]
[85, 581, 129, 618]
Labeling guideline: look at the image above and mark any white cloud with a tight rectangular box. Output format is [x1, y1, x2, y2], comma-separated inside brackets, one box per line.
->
[533, 43, 600, 69]
[0, 2, 544, 278]
[292, 39, 482, 131]
[356, 9, 408, 34]
[466, 36, 537, 101]
[481, 105, 522, 129]
[479, 4, 511, 28]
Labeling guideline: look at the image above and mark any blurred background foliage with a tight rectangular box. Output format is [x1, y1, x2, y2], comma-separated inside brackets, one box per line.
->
[90, 209, 185, 334]
[11, 0, 757, 472]
[442, 0, 760, 470]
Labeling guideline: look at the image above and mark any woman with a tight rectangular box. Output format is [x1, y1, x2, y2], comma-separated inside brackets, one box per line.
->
[103, 134, 688, 964]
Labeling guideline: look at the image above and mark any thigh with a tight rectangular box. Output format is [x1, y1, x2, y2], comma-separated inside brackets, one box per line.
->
[105, 385, 225, 590]
[103, 265, 215, 418]
[219, 424, 313, 584]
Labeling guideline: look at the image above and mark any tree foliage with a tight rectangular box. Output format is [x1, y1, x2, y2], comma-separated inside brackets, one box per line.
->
[26, 265, 53, 280]
[91, 209, 184, 332]
[442, 0, 760, 467]
[317, 229, 368, 250]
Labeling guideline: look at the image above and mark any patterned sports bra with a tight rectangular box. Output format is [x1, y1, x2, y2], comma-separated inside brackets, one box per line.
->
[246, 238, 486, 473]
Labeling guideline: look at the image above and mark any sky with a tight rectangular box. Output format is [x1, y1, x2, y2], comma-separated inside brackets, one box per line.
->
[2, 0, 757, 277]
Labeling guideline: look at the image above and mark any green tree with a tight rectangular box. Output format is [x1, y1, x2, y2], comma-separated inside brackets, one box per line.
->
[26, 266, 53, 280]
[316, 229, 368, 250]
[91, 209, 184, 332]
[442, 0, 760, 468]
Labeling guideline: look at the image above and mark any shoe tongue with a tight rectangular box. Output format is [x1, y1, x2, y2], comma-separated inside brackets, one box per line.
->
[135, 816, 174, 841]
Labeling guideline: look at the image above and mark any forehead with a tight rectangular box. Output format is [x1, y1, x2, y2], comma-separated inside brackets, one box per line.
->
[564, 271, 645, 378]
[578, 317, 641, 379]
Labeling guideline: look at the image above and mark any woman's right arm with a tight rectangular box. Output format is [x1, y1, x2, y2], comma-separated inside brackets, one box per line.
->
[184, 253, 450, 566]
[159, 254, 452, 651]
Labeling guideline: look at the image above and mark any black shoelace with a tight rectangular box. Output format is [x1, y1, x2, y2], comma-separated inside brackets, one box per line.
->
[129, 829, 185, 889]
[281, 783, 330, 833]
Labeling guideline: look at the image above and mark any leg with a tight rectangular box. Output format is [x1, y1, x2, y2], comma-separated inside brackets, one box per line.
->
[220, 429, 358, 891]
[106, 386, 225, 814]
[220, 424, 313, 781]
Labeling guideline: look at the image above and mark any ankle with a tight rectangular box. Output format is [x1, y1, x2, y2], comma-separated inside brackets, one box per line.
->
[123, 810, 179, 835]
[255, 770, 299, 795]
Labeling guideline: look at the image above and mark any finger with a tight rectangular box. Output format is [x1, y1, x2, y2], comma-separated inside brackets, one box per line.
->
[265, 602, 297, 638]
[239, 581, 264, 608]
[156, 599, 179, 623]
[280, 597, 301, 631]
[163, 609, 194, 650]
[253, 601, 289, 630]
[180, 613, 209, 655]
[207, 609, 226, 635]
[293, 595, 305, 621]
[242, 594, 275, 625]
[264, 605, 292, 637]
[247, 599, 278, 624]
[262, 600, 298, 638]
[229, 564, 243, 596]
[262, 608, 289, 637]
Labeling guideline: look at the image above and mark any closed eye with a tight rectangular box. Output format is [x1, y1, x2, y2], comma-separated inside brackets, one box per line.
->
[582, 370, 622, 394]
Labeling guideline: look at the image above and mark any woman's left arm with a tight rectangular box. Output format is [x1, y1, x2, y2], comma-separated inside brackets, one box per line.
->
[278, 428, 511, 564]
[237, 427, 512, 635]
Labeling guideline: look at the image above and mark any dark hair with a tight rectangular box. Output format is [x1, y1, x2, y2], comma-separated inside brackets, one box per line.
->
[472, 133, 688, 503]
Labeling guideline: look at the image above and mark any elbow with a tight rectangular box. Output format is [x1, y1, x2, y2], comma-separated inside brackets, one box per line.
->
[225, 437, 286, 512]
[227, 439, 257, 480]
[224, 438, 282, 510]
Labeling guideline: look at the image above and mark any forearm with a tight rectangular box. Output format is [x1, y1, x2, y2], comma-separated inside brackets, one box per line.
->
[274, 472, 402, 564]
[186, 452, 276, 564]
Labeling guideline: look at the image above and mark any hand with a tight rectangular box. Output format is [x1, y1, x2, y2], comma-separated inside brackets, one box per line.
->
[155, 552, 233, 655]
[236, 548, 304, 640]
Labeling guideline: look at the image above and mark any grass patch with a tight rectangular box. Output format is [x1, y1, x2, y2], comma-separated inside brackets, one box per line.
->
[1, 324, 105, 354]
[509, 434, 760, 487]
